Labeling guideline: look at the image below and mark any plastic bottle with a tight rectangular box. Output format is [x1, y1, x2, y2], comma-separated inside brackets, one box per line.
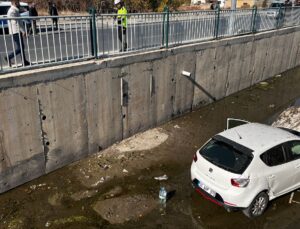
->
[159, 186, 167, 203]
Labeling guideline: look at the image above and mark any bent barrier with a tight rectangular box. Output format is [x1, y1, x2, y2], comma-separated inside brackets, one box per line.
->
[0, 27, 300, 193]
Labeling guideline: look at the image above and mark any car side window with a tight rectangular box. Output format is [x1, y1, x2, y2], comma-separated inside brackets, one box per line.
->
[284, 141, 300, 161]
[260, 145, 285, 166]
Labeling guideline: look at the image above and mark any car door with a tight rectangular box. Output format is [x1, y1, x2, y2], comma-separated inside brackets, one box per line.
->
[283, 141, 300, 190]
[260, 144, 295, 196]
[226, 118, 249, 130]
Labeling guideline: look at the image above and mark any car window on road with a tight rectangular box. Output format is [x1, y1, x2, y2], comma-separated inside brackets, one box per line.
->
[200, 139, 253, 174]
[260, 145, 285, 166]
[270, 3, 285, 7]
[0, 6, 10, 15]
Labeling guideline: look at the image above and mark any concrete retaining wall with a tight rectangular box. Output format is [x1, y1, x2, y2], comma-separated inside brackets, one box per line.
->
[1, 26, 300, 193]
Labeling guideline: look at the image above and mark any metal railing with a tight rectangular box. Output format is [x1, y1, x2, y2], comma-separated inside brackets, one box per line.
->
[0, 15, 92, 71]
[1, 6, 300, 73]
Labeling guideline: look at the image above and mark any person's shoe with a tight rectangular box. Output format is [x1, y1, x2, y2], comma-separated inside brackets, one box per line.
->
[4, 56, 12, 67]
[24, 60, 31, 66]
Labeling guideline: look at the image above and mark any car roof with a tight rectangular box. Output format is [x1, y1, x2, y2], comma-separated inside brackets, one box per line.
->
[217, 123, 300, 153]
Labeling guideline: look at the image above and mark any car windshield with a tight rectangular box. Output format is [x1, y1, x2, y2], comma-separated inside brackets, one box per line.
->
[200, 139, 253, 174]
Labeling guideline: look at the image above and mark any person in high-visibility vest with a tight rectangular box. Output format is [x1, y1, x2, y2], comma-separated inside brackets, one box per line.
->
[115, 0, 127, 52]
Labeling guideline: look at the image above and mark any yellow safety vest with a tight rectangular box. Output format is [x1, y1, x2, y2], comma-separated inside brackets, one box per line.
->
[117, 6, 127, 28]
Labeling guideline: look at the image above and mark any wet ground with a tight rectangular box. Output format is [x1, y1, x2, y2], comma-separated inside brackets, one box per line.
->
[1, 67, 300, 229]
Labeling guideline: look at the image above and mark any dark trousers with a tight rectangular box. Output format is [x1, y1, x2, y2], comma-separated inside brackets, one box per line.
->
[52, 18, 58, 29]
[118, 25, 127, 51]
[8, 33, 27, 63]
[29, 20, 37, 34]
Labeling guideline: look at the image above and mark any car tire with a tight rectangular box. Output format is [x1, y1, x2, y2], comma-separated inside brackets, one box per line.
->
[242, 192, 269, 218]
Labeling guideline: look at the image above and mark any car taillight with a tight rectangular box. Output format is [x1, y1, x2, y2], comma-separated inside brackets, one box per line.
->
[231, 178, 250, 187]
[193, 152, 198, 162]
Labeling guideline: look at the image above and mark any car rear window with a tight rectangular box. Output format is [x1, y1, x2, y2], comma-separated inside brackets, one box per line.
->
[200, 139, 253, 174]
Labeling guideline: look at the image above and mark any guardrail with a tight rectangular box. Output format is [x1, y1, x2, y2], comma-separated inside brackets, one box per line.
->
[1, 6, 300, 73]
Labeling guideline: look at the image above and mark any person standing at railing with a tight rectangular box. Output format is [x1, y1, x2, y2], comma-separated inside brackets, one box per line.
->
[50, 2, 59, 30]
[29, 2, 38, 35]
[5, 0, 30, 67]
[115, 0, 127, 52]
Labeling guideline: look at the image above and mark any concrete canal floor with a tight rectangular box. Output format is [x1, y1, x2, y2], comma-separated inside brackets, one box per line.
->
[1, 67, 300, 229]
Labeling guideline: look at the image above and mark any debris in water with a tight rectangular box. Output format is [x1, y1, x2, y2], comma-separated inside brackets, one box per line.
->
[45, 221, 51, 227]
[260, 82, 269, 86]
[123, 169, 129, 173]
[154, 174, 168, 181]
[98, 163, 111, 170]
[38, 183, 46, 187]
[275, 74, 282, 78]
[174, 125, 180, 129]
[30, 185, 37, 190]
[269, 104, 275, 108]
[91, 177, 105, 187]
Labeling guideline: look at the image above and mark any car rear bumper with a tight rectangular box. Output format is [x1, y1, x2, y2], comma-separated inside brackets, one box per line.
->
[192, 179, 244, 212]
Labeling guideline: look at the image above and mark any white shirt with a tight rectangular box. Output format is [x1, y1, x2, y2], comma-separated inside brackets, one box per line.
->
[7, 5, 25, 35]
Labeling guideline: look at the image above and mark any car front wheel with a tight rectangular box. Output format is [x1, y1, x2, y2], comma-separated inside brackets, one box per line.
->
[242, 192, 269, 218]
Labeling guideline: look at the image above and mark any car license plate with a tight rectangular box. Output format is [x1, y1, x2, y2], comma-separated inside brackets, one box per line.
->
[198, 181, 216, 197]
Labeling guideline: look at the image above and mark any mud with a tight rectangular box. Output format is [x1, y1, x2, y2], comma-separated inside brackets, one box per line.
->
[1, 67, 300, 229]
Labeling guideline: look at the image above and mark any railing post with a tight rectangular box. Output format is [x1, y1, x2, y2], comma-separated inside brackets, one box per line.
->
[92, 8, 98, 58]
[89, 7, 98, 58]
[251, 6, 258, 33]
[166, 7, 170, 48]
[214, 5, 220, 39]
[162, 9, 166, 47]
[276, 6, 284, 29]
[163, 6, 170, 48]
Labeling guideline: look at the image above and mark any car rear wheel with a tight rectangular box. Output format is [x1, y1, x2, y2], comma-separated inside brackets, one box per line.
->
[242, 192, 269, 218]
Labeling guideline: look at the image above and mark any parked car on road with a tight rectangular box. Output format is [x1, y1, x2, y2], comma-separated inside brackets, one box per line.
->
[266, 2, 285, 18]
[191, 119, 300, 218]
[0, 1, 29, 32]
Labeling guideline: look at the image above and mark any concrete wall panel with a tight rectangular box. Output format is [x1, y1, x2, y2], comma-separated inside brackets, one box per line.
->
[213, 45, 231, 100]
[173, 52, 197, 115]
[239, 42, 255, 91]
[152, 55, 176, 124]
[226, 44, 243, 96]
[288, 31, 300, 68]
[274, 34, 287, 74]
[193, 48, 216, 108]
[0, 87, 44, 193]
[280, 33, 294, 73]
[85, 68, 123, 154]
[251, 38, 269, 84]
[262, 35, 277, 80]
[293, 31, 300, 67]
[122, 62, 153, 138]
[37, 76, 88, 173]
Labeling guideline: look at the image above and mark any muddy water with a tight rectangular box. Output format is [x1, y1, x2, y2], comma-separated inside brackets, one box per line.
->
[1, 67, 300, 229]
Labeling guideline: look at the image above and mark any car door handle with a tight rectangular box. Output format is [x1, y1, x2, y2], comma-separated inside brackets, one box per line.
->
[268, 175, 275, 179]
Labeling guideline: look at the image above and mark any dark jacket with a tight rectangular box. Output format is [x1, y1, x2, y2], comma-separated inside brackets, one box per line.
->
[29, 7, 38, 17]
[50, 5, 58, 16]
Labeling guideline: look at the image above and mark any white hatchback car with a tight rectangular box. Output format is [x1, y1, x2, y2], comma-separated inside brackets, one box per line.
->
[191, 119, 300, 218]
